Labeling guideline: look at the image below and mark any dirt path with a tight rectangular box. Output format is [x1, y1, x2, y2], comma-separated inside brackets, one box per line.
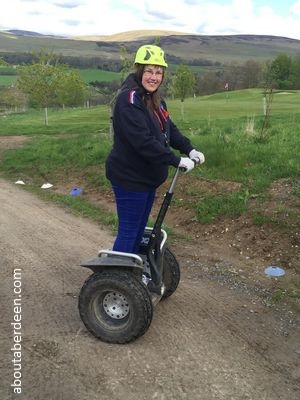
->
[0, 179, 299, 400]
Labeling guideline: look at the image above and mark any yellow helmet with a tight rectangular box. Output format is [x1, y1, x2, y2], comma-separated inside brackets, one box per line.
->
[134, 45, 168, 68]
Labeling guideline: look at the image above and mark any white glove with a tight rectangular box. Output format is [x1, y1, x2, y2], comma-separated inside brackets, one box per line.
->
[178, 157, 195, 173]
[189, 149, 205, 165]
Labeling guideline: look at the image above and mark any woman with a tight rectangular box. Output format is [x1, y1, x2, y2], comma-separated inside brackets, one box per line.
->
[106, 44, 205, 254]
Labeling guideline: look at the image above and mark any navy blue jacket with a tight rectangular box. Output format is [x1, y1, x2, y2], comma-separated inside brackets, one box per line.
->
[105, 73, 193, 191]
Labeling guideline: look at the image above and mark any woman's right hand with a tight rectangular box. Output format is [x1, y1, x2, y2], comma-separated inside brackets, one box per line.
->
[178, 157, 195, 173]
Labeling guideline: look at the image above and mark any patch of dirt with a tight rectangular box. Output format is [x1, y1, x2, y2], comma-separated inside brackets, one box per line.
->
[1, 136, 299, 399]
[0, 135, 30, 151]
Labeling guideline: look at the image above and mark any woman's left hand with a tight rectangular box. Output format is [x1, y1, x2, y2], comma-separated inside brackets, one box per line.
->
[189, 149, 205, 165]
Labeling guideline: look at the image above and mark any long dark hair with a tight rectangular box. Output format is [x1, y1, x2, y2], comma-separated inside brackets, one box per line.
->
[135, 64, 164, 112]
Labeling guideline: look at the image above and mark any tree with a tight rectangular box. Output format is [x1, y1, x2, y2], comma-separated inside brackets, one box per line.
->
[17, 62, 62, 125]
[241, 60, 263, 88]
[119, 46, 133, 82]
[172, 65, 195, 119]
[269, 53, 292, 89]
[289, 56, 300, 89]
[0, 87, 27, 112]
[196, 71, 223, 95]
[56, 68, 89, 108]
[0, 57, 9, 66]
[17, 52, 88, 125]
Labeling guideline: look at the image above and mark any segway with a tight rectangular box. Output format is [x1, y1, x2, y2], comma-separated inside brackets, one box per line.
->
[78, 166, 189, 344]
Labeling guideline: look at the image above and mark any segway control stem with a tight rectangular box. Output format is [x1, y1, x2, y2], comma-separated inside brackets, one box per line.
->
[147, 167, 181, 293]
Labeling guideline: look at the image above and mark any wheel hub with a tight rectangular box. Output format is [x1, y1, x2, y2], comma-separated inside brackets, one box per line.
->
[103, 291, 129, 319]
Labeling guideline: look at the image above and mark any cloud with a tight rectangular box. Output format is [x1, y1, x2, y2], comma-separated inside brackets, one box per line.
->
[291, 0, 300, 14]
[0, 0, 300, 40]
[173, 0, 300, 39]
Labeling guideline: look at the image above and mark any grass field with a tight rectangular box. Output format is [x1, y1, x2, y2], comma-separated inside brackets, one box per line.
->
[0, 68, 121, 87]
[0, 89, 299, 223]
[78, 68, 121, 83]
[0, 65, 209, 87]
[0, 75, 17, 86]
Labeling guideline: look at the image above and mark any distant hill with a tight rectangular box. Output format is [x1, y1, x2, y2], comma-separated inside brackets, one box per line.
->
[1, 29, 300, 66]
[6, 29, 49, 37]
[2, 29, 65, 39]
[73, 29, 193, 42]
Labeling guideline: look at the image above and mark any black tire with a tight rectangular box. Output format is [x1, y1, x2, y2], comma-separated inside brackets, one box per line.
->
[162, 247, 181, 299]
[78, 269, 153, 344]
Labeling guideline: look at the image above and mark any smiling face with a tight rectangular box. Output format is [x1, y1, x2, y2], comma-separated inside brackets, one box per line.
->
[141, 65, 164, 93]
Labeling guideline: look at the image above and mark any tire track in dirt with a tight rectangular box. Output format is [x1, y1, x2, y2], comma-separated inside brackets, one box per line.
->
[1, 179, 299, 400]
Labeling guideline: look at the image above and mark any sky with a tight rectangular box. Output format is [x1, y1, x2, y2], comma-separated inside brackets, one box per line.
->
[1, 0, 300, 40]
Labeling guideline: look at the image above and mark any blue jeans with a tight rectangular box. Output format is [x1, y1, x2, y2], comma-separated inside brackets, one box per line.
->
[112, 184, 156, 254]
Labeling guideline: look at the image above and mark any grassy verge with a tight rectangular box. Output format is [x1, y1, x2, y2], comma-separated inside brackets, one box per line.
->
[0, 89, 299, 227]
[0, 106, 111, 135]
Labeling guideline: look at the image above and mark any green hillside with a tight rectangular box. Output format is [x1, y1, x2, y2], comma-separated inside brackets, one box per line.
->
[0, 31, 104, 57]
[1, 29, 300, 65]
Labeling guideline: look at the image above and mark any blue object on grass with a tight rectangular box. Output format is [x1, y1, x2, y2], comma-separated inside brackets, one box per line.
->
[264, 266, 285, 277]
[70, 188, 82, 196]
